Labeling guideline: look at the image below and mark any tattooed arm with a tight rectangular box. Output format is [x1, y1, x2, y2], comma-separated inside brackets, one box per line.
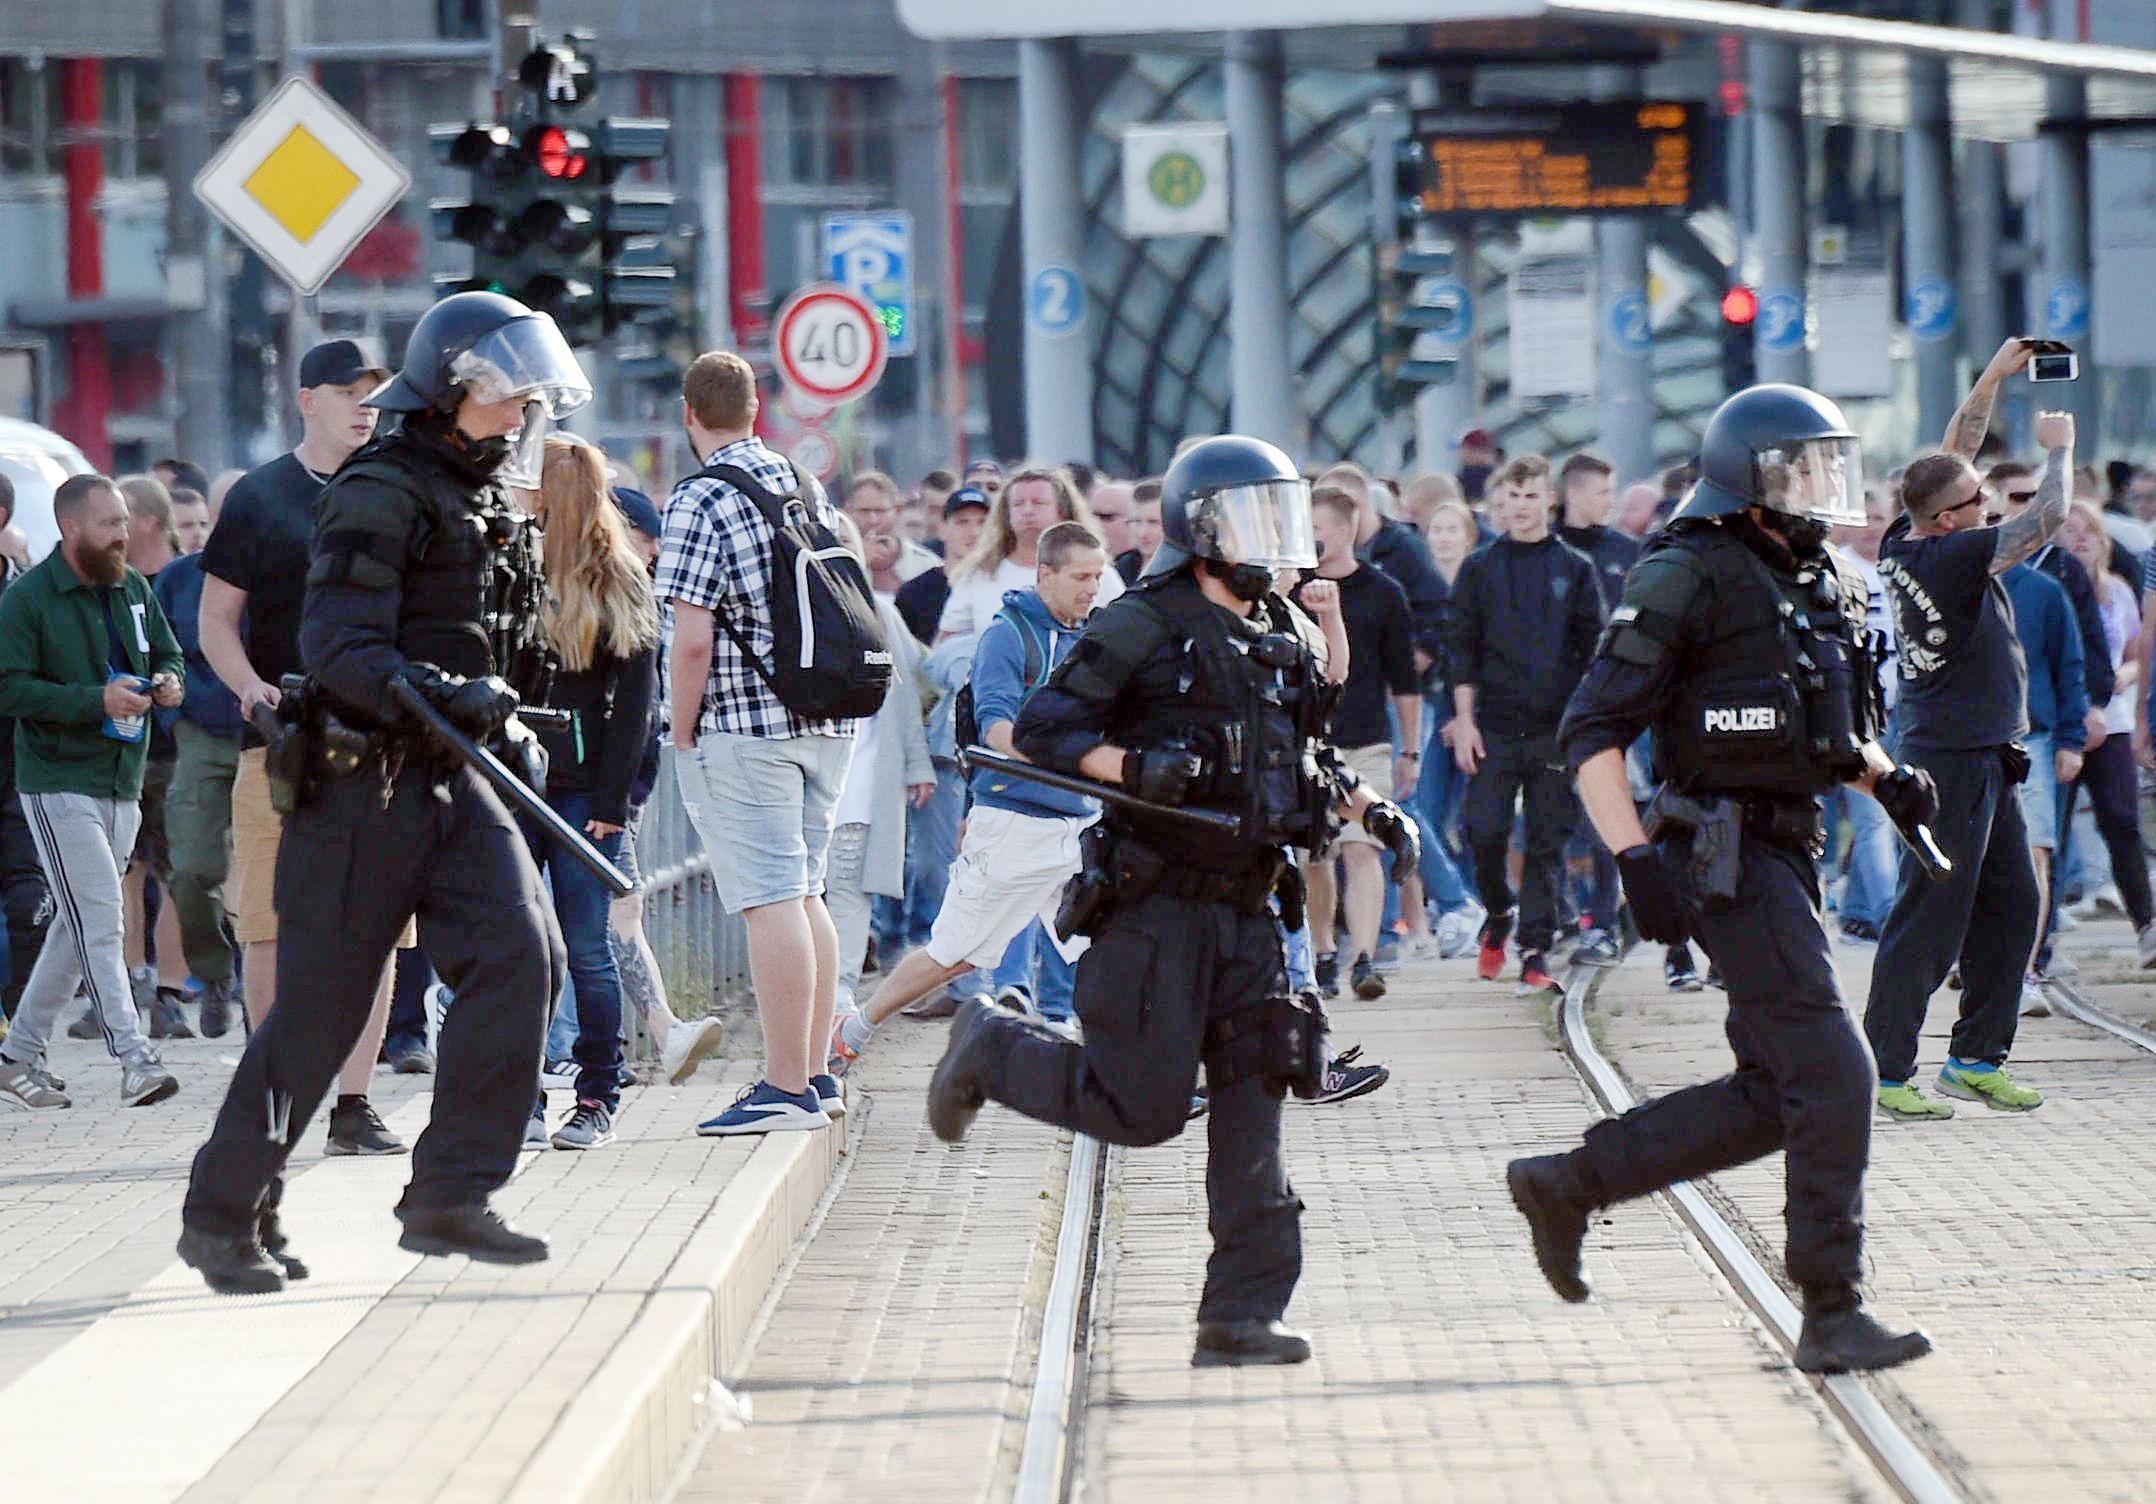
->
[1990, 412, 2076, 576]
[1943, 337, 2036, 461]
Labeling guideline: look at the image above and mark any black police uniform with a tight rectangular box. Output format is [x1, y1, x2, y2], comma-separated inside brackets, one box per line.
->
[182, 417, 565, 1250]
[950, 569, 1339, 1329]
[1542, 512, 1880, 1301]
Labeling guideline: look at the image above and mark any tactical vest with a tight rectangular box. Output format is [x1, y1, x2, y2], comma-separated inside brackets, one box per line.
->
[333, 437, 554, 703]
[1654, 527, 1874, 799]
[1120, 577, 1333, 852]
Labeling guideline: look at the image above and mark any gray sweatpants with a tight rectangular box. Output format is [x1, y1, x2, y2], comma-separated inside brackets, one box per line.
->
[0, 791, 154, 1069]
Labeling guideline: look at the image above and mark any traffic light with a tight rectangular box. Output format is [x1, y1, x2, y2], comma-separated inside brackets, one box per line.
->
[1720, 284, 1758, 394]
[1376, 234, 1466, 413]
[430, 35, 680, 346]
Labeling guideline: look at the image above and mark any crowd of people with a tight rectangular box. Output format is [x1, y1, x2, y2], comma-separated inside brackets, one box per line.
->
[3, 327, 2153, 1161]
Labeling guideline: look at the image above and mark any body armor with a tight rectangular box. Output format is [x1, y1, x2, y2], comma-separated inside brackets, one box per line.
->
[1648, 524, 1874, 799]
[321, 431, 555, 715]
[1112, 574, 1335, 855]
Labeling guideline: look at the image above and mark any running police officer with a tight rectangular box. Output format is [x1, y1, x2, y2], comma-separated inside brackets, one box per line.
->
[179, 291, 585, 1293]
[1505, 385, 1937, 1375]
[925, 436, 1419, 1368]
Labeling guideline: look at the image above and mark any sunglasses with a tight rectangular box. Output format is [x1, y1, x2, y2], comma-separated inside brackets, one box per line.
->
[1937, 492, 1985, 516]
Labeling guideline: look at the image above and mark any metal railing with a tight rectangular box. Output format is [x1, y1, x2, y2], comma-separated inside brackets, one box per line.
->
[627, 749, 749, 1042]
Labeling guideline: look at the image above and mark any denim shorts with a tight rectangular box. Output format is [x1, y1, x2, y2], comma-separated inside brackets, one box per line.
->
[676, 730, 857, 914]
[2017, 735, 2060, 850]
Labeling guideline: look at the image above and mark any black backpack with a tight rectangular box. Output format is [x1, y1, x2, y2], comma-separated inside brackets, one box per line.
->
[953, 603, 1048, 752]
[702, 462, 892, 721]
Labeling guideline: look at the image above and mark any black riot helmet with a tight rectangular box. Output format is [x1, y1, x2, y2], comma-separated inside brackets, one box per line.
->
[366, 290, 593, 487]
[1146, 435, 1319, 581]
[1675, 383, 1865, 529]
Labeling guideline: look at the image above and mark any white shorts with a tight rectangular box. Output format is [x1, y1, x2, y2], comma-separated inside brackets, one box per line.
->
[925, 806, 1089, 971]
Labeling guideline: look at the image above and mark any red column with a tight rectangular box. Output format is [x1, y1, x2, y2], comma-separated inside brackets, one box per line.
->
[60, 58, 111, 470]
[722, 74, 766, 352]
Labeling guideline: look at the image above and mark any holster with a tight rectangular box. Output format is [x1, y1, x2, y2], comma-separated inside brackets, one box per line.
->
[1053, 822, 1118, 941]
[1202, 984, 1329, 1099]
[1274, 862, 1307, 935]
[1642, 785, 1744, 903]
[2001, 742, 2032, 785]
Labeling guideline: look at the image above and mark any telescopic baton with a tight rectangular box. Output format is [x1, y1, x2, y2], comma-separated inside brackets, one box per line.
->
[961, 745, 1245, 835]
[388, 677, 637, 897]
[1901, 820, 1954, 882]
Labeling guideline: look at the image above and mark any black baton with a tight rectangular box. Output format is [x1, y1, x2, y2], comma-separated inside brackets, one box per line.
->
[1903, 821, 1954, 882]
[961, 745, 1245, 835]
[389, 678, 637, 897]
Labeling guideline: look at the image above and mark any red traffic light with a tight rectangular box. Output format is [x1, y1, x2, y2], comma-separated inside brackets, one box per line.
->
[1720, 285, 1759, 326]
[526, 125, 591, 180]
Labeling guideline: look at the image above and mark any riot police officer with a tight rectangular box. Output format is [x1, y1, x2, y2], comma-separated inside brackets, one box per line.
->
[926, 436, 1419, 1368]
[1505, 385, 1937, 1375]
[178, 292, 585, 1293]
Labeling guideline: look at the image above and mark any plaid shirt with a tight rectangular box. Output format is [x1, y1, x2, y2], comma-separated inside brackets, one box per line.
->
[657, 437, 859, 741]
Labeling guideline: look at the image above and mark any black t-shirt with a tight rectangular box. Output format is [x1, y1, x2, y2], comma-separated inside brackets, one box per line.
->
[201, 452, 324, 745]
[1295, 564, 1417, 748]
[893, 567, 948, 646]
[1878, 514, 2027, 753]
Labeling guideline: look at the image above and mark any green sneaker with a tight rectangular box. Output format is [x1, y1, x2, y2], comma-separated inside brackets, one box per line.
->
[1936, 1061, 2043, 1112]
[1876, 1081, 1954, 1121]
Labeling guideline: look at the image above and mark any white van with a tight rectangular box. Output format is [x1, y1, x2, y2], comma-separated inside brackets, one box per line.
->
[0, 417, 94, 565]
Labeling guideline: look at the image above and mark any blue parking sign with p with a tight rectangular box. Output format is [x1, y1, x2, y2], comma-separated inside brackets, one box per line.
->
[822, 213, 915, 357]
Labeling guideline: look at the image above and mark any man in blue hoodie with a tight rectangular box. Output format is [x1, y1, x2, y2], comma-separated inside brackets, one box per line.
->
[2002, 557, 2087, 1003]
[831, 521, 1106, 1067]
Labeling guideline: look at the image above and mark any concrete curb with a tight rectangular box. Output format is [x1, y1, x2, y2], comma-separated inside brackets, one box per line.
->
[507, 1121, 847, 1504]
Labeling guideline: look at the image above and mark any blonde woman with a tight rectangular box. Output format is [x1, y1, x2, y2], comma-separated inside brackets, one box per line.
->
[527, 438, 661, 1149]
[935, 464, 1125, 640]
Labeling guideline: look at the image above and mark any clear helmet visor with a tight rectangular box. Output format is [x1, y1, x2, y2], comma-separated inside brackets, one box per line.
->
[1754, 436, 1864, 528]
[494, 400, 553, 491]
[1198, 479, 1318, 570]
[446, 313, 594, 421]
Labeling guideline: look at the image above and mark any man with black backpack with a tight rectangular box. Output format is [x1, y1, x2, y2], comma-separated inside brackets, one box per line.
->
[829, 522, 1107, 1070]
[660, 351, 889, 1137]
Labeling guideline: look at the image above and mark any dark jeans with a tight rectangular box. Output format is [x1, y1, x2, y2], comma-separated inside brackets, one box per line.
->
[1461, 730, 1577, 955]
[0, 780, 51, 1017]
[1863, 744, 2038, 1083]
[184, 766, 562, 1237]
[971, 891, 1299, 1324]
[522, 792, 627, 1110]
[2058, 735, 2153, 930]
[1566, 837, 1873, 1293]
[385, 944, 433, 1057]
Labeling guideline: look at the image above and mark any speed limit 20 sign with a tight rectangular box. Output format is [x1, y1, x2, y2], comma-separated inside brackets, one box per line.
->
[773, 283, 888, 405]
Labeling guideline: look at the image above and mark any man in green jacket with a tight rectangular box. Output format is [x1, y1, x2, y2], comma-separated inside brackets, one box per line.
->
[0, 474, 184, 1108]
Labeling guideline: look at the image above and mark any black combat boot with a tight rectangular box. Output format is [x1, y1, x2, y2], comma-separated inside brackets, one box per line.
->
[1506, 1153, 1594, 1303]
[1192, 1320, 1313, 1368]
[177, 1225, 287, 1295]
[395, 1199, 549, 1264]
[927, 996, 1007, 1144]
[1794, 1289, 1932, 1374]
[258, 1205, 309, 1281]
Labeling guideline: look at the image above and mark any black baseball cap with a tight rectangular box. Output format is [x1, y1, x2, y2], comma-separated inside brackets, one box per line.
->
[945, 485, 991, 516]
[299, 338, 390, 391]
[611, 486, 664, 539]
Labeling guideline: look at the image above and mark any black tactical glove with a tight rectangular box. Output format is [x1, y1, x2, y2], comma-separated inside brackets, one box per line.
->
[1362, 800, 1421, 870]
[1873, 763, 1939, 836]
[400, 665, 520, 740]
[1616, 844, 1690, 945]
[1123, 743, 1205, 807]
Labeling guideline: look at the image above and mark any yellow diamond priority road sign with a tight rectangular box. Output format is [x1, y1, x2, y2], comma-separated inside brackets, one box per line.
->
[195, 74, 411, 296]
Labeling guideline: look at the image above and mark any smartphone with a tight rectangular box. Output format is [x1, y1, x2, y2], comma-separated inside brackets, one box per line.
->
[2026, 339, 2078, 383]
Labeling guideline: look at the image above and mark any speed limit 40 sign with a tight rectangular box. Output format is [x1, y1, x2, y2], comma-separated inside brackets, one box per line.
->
[773, 283, 888, 405]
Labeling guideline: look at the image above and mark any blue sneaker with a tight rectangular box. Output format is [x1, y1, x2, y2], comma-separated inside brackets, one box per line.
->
[696, 1080, 829, 1136]
[809, 1072, 847, 1119]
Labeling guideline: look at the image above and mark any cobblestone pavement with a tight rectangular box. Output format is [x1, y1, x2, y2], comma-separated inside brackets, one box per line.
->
[1592, 912, 2156, 1504]
[672, 1018, 1062, 1504]
[1071, 968, 1891, 1504]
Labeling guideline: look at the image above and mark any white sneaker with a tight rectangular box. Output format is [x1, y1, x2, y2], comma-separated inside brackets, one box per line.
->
[2053, 908, 2081, 933]
[2019, 980, 2053, 1018]
[2069, 883, 2124, 920]
[1436, 902, 1485, 959]
[540, 1059, 578, 1089]
[1402, 933, 1444, 962]
[660, 1015, 725, 1085]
